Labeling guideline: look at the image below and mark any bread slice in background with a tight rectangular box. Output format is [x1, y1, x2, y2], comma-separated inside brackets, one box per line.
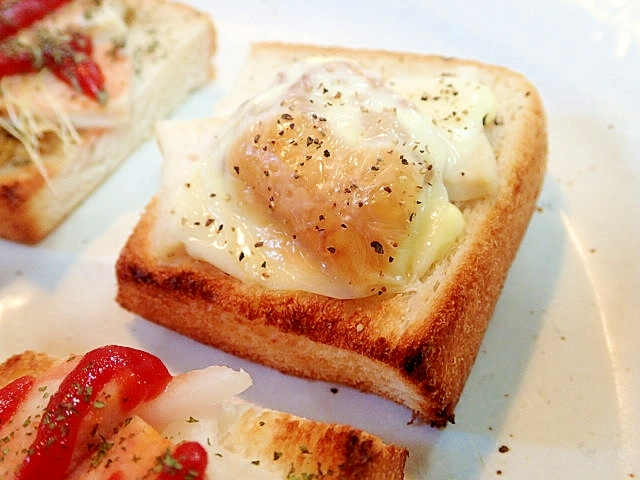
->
[116, 42, 548, 427]
[0, 350, 408, 479]
[0, 0, 215, 244]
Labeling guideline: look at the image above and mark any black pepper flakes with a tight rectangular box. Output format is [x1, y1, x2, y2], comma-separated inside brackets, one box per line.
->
[370, 241, 384, 254]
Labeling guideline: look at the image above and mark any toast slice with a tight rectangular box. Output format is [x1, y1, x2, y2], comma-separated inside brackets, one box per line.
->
[0, 348, 407, 479]
[0, 0, 215, 244]
[116, 42, 548, 427]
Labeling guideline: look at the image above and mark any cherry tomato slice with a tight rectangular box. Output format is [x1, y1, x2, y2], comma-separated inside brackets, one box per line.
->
[158, 442, 209, 480]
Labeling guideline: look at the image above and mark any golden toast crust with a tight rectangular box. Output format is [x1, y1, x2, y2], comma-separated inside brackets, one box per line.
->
[0, 351, 62, 385]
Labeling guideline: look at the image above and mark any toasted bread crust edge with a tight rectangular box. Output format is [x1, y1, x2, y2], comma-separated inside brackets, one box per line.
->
[116, 43, 548, 427]
[228, 407, 408, 479]
[0, 351, 408, 479]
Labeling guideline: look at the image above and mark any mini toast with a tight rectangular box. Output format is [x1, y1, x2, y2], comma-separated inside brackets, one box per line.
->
[0, 0, 215, 244]
[0, 346, 407, 479]
[116, 42, 548, 427]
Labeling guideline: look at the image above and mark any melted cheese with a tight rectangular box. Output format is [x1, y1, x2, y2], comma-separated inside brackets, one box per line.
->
[154, 58, 497, 299]
[138, 366, 282, 480]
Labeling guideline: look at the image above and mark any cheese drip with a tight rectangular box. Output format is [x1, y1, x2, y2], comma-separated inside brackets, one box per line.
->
[156, 58, 497, 298]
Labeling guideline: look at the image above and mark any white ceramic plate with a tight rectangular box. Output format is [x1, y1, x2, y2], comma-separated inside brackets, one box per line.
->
[1, 1, 639, 478]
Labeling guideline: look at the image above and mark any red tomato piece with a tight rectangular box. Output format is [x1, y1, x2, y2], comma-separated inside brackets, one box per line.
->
[157, 442, 209, 480]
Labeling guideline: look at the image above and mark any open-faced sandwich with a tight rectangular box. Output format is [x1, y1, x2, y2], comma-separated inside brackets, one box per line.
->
[116, 42, 548, 427]
[0, 345, 407, 479]
[0, 0, 215, 243]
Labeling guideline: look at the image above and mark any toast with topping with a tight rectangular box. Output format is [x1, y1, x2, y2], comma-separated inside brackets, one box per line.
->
[0, 347, 407, 479]
[0, 0, 215, 244]
[116, 42, 548, 427]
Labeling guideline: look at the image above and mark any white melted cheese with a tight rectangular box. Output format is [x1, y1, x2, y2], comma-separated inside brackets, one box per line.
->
[154, 58, 497, 299]
[138, 366, 281, 480]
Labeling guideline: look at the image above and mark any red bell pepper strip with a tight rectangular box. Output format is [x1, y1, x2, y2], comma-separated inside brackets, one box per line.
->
[0, 375, 35, 427]
[16, 345, 173, 480]
[0, 0, 72, 40]
[0, 41, 40, 76]
[0, 31, 108, 103]
[49, 46, 107, 103]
